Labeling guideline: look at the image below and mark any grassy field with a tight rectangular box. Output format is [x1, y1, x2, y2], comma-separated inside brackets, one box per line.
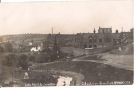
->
[99, 53, 133, 70]
[98, 43, 134, 70]
[73, 53, 133, 71]
[0, 53, 13, 85]
[32, 61, 133, 85]
[0, 42, 133, 86]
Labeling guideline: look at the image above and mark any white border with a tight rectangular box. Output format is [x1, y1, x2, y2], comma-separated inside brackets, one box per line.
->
[0, 0, 134, 88]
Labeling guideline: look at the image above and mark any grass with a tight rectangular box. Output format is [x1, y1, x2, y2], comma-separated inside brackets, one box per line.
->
[33, 61, 133, 84]
[0, 50, 133, 86]
[81, 55, 105, 61]
[110, 43, 133, 55]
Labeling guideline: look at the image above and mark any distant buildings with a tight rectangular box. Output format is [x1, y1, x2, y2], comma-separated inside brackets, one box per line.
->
[0, 27, 133, 52]
[46, 33, 75, 47]
[74, 27, 133, 49]
[74, 27, 112, 49]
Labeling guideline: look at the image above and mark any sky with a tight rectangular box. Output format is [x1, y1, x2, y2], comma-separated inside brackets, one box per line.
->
[0, 0, 133, 35]
[1, 0, 67, 2]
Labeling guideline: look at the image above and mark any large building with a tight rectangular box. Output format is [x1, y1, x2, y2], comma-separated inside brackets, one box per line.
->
[46, 33, 75, 47]
[74, 27, 133, 49]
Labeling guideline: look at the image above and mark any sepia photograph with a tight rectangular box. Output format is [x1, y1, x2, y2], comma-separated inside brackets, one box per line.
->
[0, 0, 134, 87]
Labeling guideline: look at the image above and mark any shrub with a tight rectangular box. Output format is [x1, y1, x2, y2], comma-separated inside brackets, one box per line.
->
[0, 46, 4, 52]
[2, 54, 17, 66]
[29, 55, 36, 62]
[4, 42, 13, 52]
[18, 54, 29, 70]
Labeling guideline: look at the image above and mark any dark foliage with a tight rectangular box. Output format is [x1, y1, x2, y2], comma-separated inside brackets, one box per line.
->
[4, 42, 13, 52]
[18, 54, 29, 70]
[2, 54, 17, 66]
[0, 46, 4, 52]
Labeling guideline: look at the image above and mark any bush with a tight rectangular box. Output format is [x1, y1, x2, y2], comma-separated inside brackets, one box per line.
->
[29, 55, 36, 62]
[18, 54, 29, 70]
[0, 46, 4, 52]
[4, 42, 13, 52]
[35, 53, 51, 63]
[2, 54, 17, 66]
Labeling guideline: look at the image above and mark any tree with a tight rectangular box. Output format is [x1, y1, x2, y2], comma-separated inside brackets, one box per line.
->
[0, 46, 4, 52]
[4, 42, 13, 52]
[35, 53, 51, 63]
[3, 54, 17, 66]
[52, 35, 61, 61]
[18, 54, 29, 70]
[29, 55, 35, 62]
